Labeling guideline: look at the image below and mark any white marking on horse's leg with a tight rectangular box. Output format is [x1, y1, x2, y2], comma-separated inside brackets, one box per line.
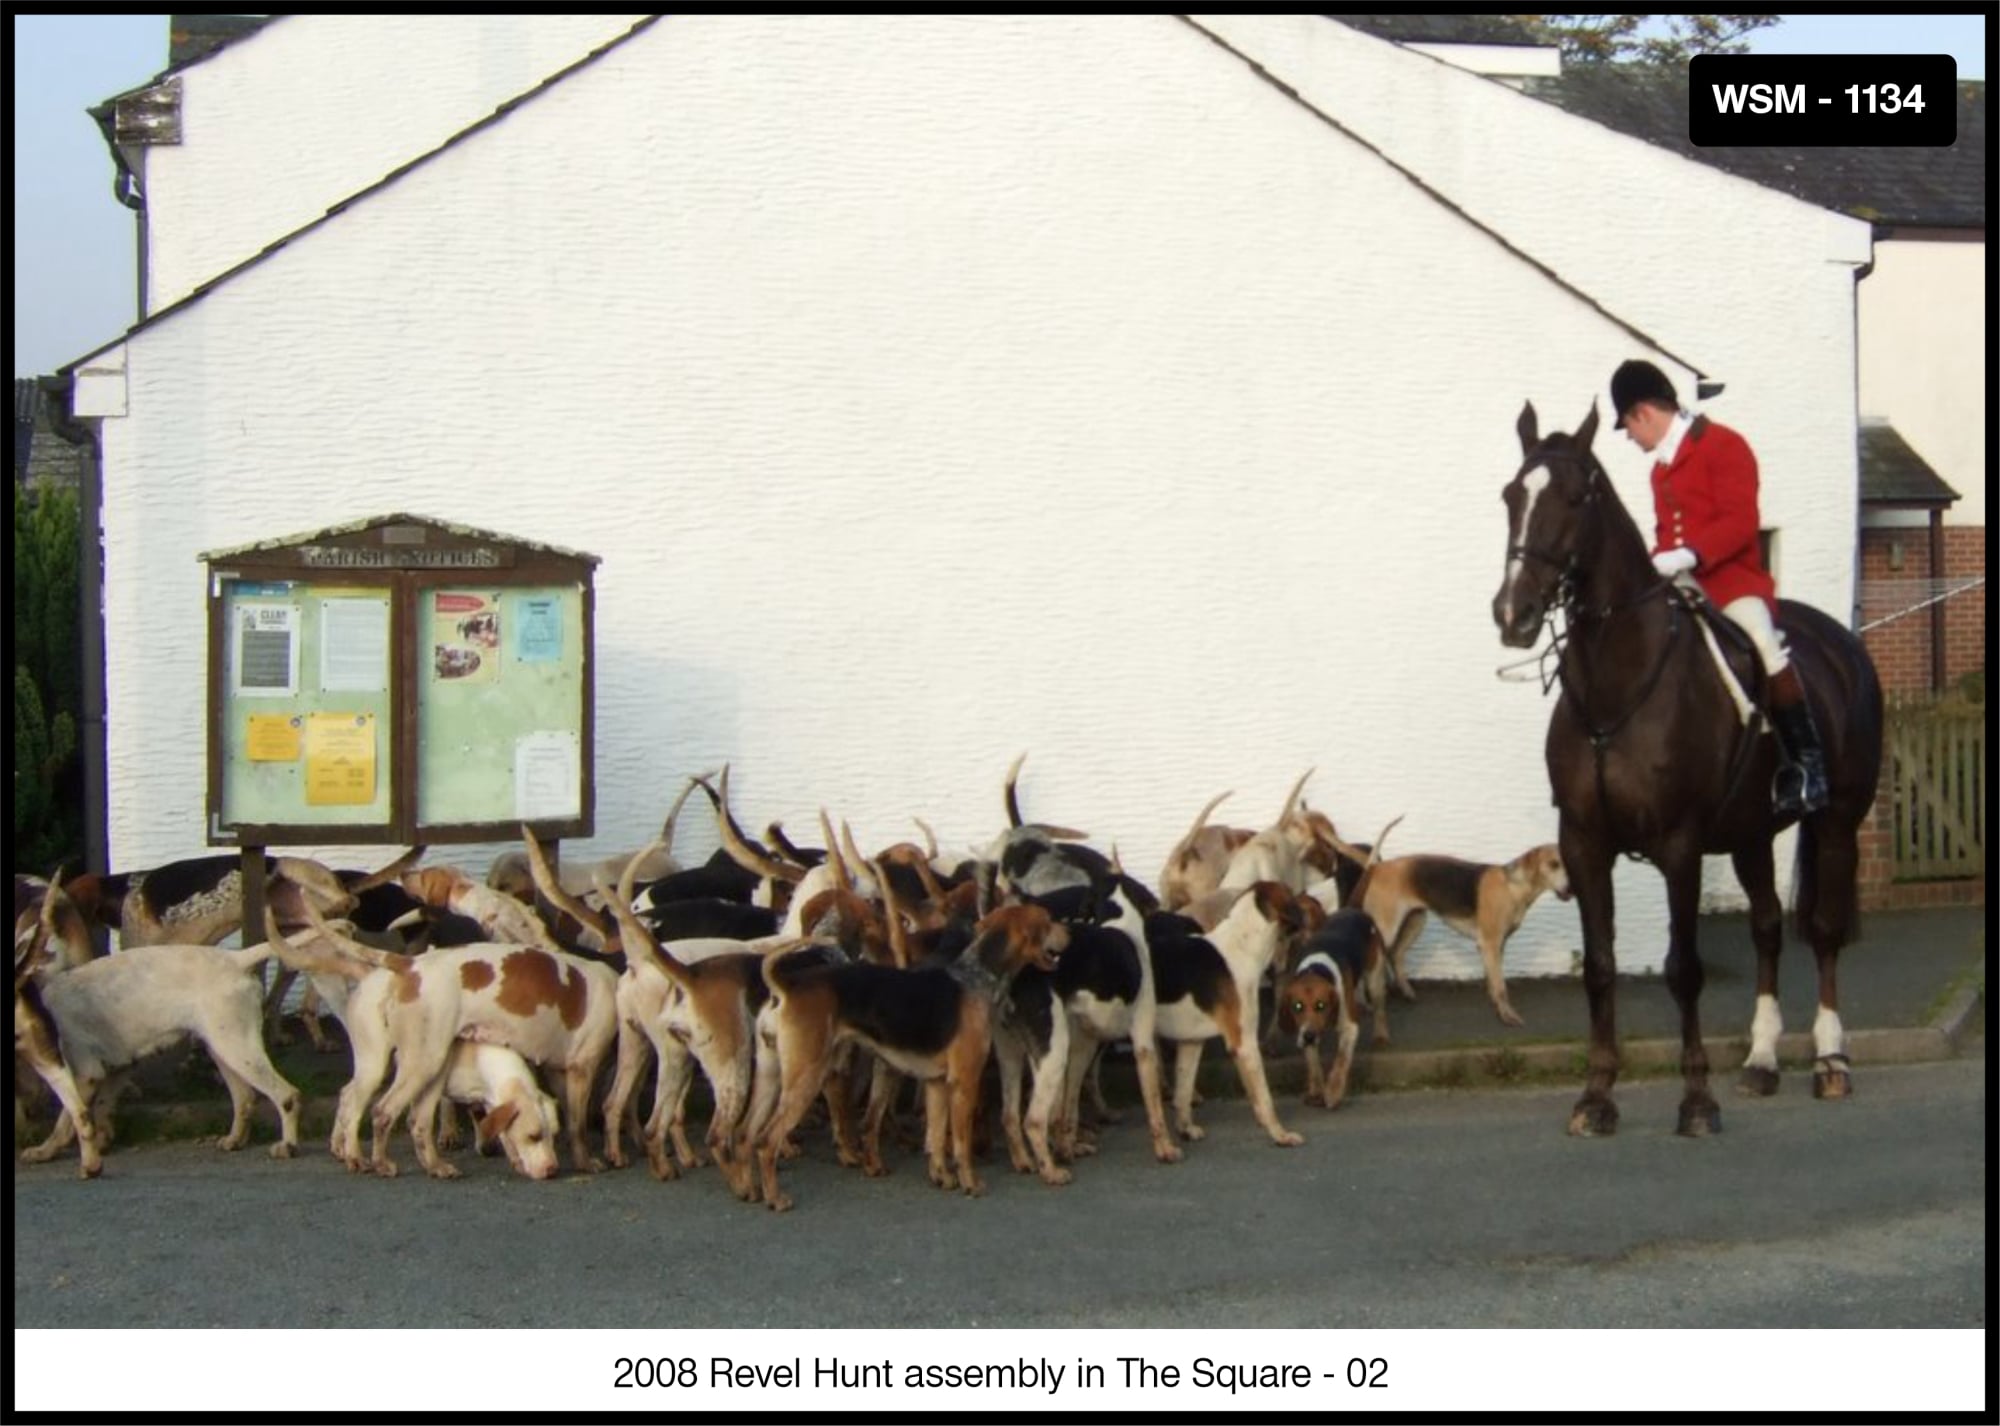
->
[1812, 1005, 1845, 1061]
[1498, 468, 1550, 629]
[1744, 993, 1782, 1071]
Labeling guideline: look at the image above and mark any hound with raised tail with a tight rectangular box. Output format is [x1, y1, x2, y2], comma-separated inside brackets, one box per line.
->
[748, 902, 1068, 1211]
[282, 900, 620, 1176]
[1355, 843, 1571, 1029]
[1145, 881, 1309, 1148]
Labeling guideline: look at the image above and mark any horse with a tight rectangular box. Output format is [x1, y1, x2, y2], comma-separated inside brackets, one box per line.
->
[1491, 401, 1884, 1137]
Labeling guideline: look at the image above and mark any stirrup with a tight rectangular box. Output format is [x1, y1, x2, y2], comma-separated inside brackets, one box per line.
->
[1772, 760, 1828, 817]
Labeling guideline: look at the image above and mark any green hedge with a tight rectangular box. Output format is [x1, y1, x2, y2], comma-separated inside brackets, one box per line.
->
[13, 483, 84, 874]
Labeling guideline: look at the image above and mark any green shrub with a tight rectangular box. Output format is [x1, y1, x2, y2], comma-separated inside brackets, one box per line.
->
[12, 484, 84, 873]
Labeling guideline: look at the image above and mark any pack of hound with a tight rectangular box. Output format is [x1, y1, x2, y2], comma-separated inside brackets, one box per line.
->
[14, 757, 1565, 1200]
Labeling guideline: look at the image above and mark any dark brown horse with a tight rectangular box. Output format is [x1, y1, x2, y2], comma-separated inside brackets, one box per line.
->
[1492, 402, 1883, 1137]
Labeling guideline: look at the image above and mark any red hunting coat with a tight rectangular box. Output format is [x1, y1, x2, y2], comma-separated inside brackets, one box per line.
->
[1649, 415, 1777, 613]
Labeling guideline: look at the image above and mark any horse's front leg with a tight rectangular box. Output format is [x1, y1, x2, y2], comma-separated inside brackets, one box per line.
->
[1659, 844, 1719, 1136]
[1731, 839, 1785, 1097]
[1562, 821, 1620, 1137]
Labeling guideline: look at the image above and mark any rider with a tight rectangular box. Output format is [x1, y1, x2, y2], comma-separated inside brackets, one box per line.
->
[1609, 358, 1828, 817]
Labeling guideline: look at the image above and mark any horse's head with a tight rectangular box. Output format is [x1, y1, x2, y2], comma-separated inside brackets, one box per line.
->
[1493, 400, 1605, 648]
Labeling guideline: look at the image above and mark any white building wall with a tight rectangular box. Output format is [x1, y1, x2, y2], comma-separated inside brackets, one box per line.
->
[95, 15, 1869, 979]
[142, 14, 648, 313]
[1857, 239, 1988, 527]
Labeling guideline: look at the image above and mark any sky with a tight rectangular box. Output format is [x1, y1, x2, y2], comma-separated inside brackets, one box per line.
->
[9, 11, 1993, 380]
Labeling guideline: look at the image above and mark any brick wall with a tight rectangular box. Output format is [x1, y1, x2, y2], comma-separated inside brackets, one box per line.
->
[1855, 523, 1986, 909]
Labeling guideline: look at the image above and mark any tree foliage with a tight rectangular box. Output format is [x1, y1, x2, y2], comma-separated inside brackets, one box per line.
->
[1510, 14, 1780, 66]
[13, 483, 85, 873]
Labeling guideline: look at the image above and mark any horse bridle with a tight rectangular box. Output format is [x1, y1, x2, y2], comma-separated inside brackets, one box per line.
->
[1504, 448, 1604, 618]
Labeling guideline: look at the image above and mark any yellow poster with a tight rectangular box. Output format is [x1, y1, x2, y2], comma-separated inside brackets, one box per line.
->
[305, 712, 377, 805]
[246, 714, 302, 762]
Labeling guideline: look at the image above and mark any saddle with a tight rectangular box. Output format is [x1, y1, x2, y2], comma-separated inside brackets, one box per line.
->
[1668, 581, 1770, 730]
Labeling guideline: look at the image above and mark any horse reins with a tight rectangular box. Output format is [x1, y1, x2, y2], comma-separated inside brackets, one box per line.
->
[1515, 455, 1758, 858]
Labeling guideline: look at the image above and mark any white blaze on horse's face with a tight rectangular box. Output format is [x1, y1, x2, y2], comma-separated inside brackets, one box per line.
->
[1495, 465, 1552, 646]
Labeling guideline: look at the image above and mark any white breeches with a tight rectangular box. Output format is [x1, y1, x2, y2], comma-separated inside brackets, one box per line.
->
[1720, 595, 1790, 675]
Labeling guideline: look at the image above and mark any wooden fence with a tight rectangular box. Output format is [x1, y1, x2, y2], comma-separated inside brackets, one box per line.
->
[1887, 697, 1986, 881]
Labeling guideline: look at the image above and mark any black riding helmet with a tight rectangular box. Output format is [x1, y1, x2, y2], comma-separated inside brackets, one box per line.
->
[1610, 359, 1678, 429]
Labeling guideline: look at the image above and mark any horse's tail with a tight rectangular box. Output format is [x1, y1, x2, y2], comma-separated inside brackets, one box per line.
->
[1789, 814, 1860, 951]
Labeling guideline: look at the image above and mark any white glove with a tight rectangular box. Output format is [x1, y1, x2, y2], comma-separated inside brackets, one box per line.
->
[1652, 547, 1698, 577]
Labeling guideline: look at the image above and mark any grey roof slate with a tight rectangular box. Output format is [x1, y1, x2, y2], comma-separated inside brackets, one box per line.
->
[1515, 64, 1986, 231]
[1328, 14, 1544, 47]
[168, 14, 273, 69]
[1859, 423, 1961, 507]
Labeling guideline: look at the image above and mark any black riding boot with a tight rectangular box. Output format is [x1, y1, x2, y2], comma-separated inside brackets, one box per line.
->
[1768, 668, 1830, 817]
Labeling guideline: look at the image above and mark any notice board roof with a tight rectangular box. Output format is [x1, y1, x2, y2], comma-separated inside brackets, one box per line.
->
[199, 512, 601, 569]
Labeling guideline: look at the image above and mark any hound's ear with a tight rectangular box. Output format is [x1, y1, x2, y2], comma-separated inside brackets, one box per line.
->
[1276, 989, 1298, 1036]
[1517, 401, 1539, 456]
[1575, 401, 1600, 453]
[477, 1101, 520, 1142]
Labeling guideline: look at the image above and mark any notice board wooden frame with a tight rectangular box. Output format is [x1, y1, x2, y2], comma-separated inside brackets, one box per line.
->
[201, 513, 599, 848]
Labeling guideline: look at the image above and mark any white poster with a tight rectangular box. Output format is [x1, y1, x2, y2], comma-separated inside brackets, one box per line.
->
[320, 597, 390, 692]
[514, 731, 580, 821]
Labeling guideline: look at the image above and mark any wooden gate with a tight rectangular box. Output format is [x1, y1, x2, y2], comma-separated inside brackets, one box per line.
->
[1887, 697, 1986, 880]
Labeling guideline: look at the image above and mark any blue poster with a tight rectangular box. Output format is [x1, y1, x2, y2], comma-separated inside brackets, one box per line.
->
[515, 595, 563, 663]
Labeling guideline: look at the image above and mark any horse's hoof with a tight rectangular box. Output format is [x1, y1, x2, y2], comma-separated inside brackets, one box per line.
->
[1736, 1065, 1781, 1097]
[1566, 1098, 1618, 1137]
[1812, 1057, 1853, 1100]
[1676, 1098, 1722, 1137]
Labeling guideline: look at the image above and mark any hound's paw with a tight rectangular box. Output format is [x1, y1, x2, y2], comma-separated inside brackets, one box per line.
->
[961, 1178, 988, 1198]
[1038, 1166, 1073, 1187]
[427, 1162, 464, 1180]
[1495, 1003, 1526, 1028]
[21, 1143, 61, 1164]
[1177, 1123, 1206, 1142]
[1302, 1089, 1325, 1108]
[1151, 1140, 1185, 1165]
[766, 1193, 794, 1213]
[372, 1159, 402, 1179]
[268, 1142, 296, 1160]
[1271, 1129, 1305, 1147]
[80, 1160, 103, 1180]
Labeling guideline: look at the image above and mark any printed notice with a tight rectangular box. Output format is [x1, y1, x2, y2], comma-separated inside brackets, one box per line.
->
[246, 714, 302, 762]
[320, 596, 390, 692]
[233, 604, 299, 697]
[305, 712, 377, 805]
[514, 731, 580, 821]
[516, 595, 563, 663]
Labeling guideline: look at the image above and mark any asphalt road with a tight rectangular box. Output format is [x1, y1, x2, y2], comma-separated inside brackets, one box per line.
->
[13, 1054, 1985, 1331]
